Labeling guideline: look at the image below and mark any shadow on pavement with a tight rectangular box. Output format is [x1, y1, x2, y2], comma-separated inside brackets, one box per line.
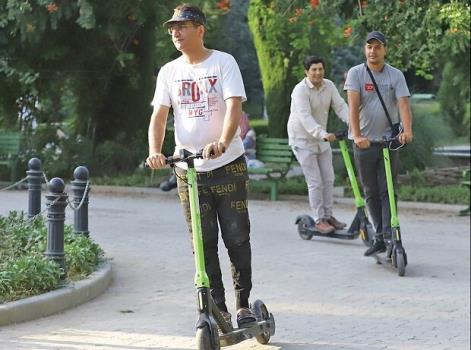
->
[271, 342, 380, 350]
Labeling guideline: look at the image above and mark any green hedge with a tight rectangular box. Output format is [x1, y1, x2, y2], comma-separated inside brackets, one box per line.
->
[0, 212, 104, 303]
[250, 176, 469, 205]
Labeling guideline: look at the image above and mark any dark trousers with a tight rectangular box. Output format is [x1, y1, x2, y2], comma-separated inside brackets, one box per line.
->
[354, 144, 399, 238]
[176, 155, 252, 311]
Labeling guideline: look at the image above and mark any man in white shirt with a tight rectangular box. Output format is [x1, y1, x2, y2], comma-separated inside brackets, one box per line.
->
[146, 4, 255, 329]
[288, 56, 349, 234]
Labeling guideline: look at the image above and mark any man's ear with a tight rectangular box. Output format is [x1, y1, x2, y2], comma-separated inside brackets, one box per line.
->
[198, 25, 206, 38]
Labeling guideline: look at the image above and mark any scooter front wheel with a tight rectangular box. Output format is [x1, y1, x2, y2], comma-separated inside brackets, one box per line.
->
[296, 215, 315, 240]
[396, 250, 406, 277]
[252, 300, 272, 344]
[196, 325, 220, 350]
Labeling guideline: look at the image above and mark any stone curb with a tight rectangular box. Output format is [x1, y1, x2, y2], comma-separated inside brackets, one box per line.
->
[332, 196, 465, 213]
[4, 183, 466, 214]
[88, 185, 466, 214]
[0, 260, 112, 327]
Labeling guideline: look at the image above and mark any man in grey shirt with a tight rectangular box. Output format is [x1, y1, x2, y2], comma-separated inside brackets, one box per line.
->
[344, 31, 413, 256]
[288, 55, 349, 234]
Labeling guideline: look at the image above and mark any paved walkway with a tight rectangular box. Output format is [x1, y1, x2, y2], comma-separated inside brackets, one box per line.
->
[0, 188, 469, 350]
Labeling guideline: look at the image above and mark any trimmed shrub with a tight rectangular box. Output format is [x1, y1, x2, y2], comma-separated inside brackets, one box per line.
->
[0, 212, 104, 303]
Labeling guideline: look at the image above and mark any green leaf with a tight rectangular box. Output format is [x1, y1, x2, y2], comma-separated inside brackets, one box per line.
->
[76, 0, 95, 29]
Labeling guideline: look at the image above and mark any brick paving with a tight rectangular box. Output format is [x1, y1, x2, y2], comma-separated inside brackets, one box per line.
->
[0, 189, 469, 350]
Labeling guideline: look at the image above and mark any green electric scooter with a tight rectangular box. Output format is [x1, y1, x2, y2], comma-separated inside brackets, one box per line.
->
[368, 137, 408, 277]
[296, 130, 374, 247]
[165, 149, 275, 349]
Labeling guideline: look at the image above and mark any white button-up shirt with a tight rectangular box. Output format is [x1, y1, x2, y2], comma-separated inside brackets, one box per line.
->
[288, 78, 348, 153]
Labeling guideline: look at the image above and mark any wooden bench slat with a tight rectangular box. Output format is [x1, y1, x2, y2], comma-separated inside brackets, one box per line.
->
[248, 167, 287, 174]
[248, 136, 294, 200]
[258, 156, 292, 164]
[459, 169, 470, 216]
[257, 137, 290, 143]
[0, 131, 22, 181]
[257, 145, 291, 152]
[257, 149, 292, 156]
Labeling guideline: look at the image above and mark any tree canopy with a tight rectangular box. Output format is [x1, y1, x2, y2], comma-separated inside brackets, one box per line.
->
[0, 0, 469, 175]
[0, 0, 176, 140]
[248, 0, 470, 137]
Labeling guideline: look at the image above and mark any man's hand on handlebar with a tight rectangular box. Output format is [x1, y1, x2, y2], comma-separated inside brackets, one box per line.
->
[398, 130, 413, 145]
[323, 133, 336, 142]
[146, 153, 167, 169]
[353, 136, 371, 149]
[203, 141, 226, 159]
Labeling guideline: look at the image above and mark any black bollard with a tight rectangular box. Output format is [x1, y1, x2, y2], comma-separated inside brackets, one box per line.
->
[45, 177, 68, 275]
[26, 157, 43, 218]
[71, 166, 90, 237]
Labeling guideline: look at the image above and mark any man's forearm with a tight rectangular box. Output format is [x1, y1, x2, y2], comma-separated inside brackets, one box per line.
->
[349, 113, 361, 137]
[148, 125, 165, 154]
[399, 97, 413, 133]
[148, 108, 168, 155]
[347, 91, 361, 137]
[219, 97, 242, 148]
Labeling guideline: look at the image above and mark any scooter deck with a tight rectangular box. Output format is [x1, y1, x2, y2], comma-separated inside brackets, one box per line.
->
[219, 315, 275, 346]
[311, 228, 359, 240]
[369, 243, 407, 277]
[370, 252, 392, 265]
[296, 214, 371, 243]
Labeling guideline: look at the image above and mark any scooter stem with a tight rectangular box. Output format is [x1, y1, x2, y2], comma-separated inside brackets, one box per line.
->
[187, 166, 210, 288]
[339, 139, 365, 208]
[382, 147, 399, 229]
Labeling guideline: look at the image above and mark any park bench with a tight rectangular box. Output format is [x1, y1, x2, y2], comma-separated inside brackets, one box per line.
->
[248, 136, 294, 201]
[459, 169, 470, 216]
[0, 131, 22, 182]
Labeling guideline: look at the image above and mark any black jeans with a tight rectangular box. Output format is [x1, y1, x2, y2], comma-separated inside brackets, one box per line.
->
[354, 144, 399, 238]
[175, 155, 252, 311]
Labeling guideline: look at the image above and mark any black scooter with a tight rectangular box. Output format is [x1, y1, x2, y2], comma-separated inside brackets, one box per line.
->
[296, 130, 373, 246]
[164, 150, 276, 349]
[367, 137, 408, 276]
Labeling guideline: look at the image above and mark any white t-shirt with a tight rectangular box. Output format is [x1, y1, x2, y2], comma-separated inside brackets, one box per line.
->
[152, 50, 247, 171]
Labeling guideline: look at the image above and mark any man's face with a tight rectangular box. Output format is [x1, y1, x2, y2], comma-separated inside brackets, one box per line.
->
[167, 21, 203, 51]
[305, 62, 324, 86]
[365, 39, 387, 65]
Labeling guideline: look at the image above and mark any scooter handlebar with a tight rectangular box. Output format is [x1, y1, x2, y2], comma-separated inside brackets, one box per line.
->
[323, 129, 348, 142]
[166, 149, 204, 166]
[144, 149, 204, 168]
[334, 129, 348, 140]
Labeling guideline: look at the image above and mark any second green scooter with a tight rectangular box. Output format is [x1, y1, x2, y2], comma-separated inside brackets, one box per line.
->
[296, 130, 374, 246]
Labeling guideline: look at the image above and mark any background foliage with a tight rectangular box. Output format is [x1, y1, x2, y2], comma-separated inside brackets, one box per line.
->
[0, 0, 469, 180]
[0, 211, 104, 303]
[248, 0, 470, 139]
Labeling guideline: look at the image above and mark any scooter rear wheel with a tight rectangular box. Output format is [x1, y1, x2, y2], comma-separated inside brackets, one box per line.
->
[252, 300, 271, 344]
[396, 250, 406, 277]
[196, 325, 220, 350]
[296, 215, 315, 240]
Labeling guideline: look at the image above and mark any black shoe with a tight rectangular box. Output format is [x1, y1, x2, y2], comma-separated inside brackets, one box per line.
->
[168, 173, 177, 186]
[364, 238, 386, 256]
[160, 174, 177, 192]
[236, 307, 257, 328]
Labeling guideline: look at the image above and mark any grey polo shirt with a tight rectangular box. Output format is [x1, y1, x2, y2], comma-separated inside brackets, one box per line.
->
[344, 63, 410, 141]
